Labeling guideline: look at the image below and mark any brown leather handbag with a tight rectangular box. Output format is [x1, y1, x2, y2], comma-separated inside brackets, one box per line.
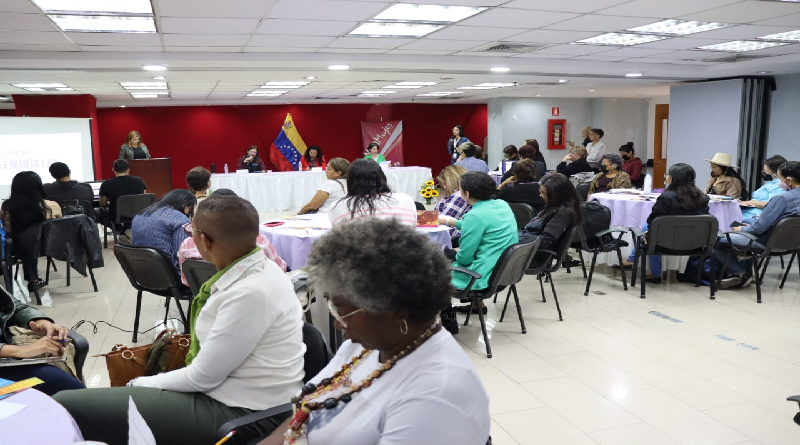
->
[96, 329, 191, 387]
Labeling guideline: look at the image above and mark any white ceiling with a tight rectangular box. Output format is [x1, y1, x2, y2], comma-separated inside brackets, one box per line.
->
[0, 0, 799, 108]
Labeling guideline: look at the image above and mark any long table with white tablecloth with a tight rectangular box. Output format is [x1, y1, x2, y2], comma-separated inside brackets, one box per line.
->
[210, 167, 432, 212]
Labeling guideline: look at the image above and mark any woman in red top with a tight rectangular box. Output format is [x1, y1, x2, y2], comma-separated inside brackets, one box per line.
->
[619, 142, 643, 186]
[301, 145, 327, 171]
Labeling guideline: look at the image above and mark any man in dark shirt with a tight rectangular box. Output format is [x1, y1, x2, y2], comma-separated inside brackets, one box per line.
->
[99, 160, 147, 232]
[43, 162, 95, 206]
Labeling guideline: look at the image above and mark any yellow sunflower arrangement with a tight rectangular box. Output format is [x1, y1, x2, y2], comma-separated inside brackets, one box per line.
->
[419, 179, 440, 205]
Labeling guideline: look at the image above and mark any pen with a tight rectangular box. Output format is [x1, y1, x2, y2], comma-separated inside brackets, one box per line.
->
[214, 431, 236, 445]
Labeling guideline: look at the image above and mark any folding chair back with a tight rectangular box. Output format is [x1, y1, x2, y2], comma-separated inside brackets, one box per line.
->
[649, 215, 719, 255]
[764, 217, 800, 254]
[183, 259, 218, 296]
[489, 239, 541, 289]
[116, 193, 156, 223]
[507, 203, 535, 230]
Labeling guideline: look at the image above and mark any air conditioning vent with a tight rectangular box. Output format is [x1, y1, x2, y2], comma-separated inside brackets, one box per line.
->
[699, 53, 771, 63]
[477, 43, 546, 53]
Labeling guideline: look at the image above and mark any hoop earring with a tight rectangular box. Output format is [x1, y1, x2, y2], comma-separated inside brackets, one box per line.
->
[399, 319, 408, 335]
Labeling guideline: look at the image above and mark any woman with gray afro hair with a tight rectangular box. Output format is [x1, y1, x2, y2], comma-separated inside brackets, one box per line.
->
[259, 218, 492, 445]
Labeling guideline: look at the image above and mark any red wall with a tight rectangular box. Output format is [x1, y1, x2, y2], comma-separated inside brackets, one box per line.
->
[95, 103, 487, 187]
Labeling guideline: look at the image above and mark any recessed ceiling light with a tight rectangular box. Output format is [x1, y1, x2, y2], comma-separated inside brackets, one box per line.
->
[131, 91, 168, 95]
[384, 85, 423, 89]
[348, 22, 443, 38]
[558, 79, 569, 83]
[50, 15, 156, 33]
[416, 91, 463, 97]
[121, 81, 168, 89]
[458, 86, 497, 90]
[328, 64, 349, 70]
[491, 67, 511, 73]
[131, 93, 167, 99]
[143, 64, 167, 71]
[374, 4, 486, 23]
[362, 91, 396, 94]
[535, 94, 542, 97]
[56, 87, 75, 91]
[697, 40, 790, 52]
[261, 81, 310, 89]
[24, 88, 46, 92]
[625, 73, 644, 77]
[627, 19, 732, 36]
[396, 81, 437, 86]
[119, 105, 125, 108]
[574, 33, 669, 46]
[32, 0, 153, 14]
[305, 76, 316, 80]
[475, 82, 516, 87]
[13, 83, 67, 88]
[588, 89, 596, 92]
[756, 30, 800, 42]
[756, 71, 772, 74]
[0, 96, 10, 101]
[152, 76, 165, 80]
[247, 91, 287, 97]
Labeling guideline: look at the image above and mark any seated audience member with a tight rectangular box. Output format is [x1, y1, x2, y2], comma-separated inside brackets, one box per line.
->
[298, 158, 350, 215]
[455, 142, 489, 173]
[518, 172, 583, 258]
[524, 138, 547, 170]
[178, 190, 287, 285]
[257, 218, 490, 445]
[705, 153, 748, 200]
[588, 154, 632, 198]
[497, 144, 519, 171]
[118, 130, 151, 160]
[0, 286, 84, 395]
[500, 144, 546, 186]
[622, 163, 710, 283]
[329, 159, 416, 227]
[0, 172, 61, 291]
[238, 145, 267, 173]
[436, 165, 472, 238]
[55, 196, 305, 445]
[43, 162, 94, 205]
[556, 146, 594, 177]
[301, 145, 327, 171]
[586, 128, 606, 164]
[495, 159, 546, 212]
[364, 142, 387, 163]
[739, 155, 787, 222]
[186, 166, 211, 202]
[131, 189, 197, 270]
[715, 161, 800, 289]
[438, 172, 518, 333]
[99, 159, 147, 236]
[618, 143, 643, 184]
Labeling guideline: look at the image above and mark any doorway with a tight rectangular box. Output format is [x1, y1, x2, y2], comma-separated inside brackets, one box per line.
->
[653, 104, 669, 189]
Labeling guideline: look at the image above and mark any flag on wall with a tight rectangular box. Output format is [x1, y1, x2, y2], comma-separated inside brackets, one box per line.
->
[269, 113, 308, 171]
[361, 121, 404, 165]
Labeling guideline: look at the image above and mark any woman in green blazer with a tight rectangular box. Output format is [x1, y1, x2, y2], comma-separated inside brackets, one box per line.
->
[364, 142, 387, 163]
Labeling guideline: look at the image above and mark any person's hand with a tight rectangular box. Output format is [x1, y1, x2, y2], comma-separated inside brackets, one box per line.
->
[29, 320, 67, 341]
[562, 154, 571, 162]
[738, 200, 750, 207]
[244, 156, 254, 163]
[642, 230, 649, 244]
[16, 336, 63, 358]
[438, 215, 450, 226]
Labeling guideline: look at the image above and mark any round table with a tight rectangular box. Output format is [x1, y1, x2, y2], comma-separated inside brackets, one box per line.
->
[0, 388, 83, 444]
[261, 213, 452, 270]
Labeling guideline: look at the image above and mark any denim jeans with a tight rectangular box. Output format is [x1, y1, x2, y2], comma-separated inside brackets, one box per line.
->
[714, 233, 765, 277]
[627, 223, 662, 275]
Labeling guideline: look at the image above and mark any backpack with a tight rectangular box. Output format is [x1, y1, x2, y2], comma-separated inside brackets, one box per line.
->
[61, 200, 85, 217]
[580, 201, 611, 239]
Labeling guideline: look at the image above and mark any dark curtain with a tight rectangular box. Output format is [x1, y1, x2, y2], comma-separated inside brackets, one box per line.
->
[737, 78, 775, 200]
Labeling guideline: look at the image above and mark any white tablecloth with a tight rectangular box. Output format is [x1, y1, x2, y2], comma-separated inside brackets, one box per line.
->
[261, 213, 452, 270]
[211, 167, 432, 212]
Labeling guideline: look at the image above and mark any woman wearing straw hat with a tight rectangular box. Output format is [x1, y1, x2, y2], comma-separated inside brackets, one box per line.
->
[704, 153, 748, 200]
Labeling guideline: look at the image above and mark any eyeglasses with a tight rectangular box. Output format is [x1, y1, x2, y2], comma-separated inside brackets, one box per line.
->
[327, 300, 363, 329]
[183, 223, 212, 241]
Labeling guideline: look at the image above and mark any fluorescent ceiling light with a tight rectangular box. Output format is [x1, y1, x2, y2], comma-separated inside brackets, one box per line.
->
[574, 33, 669, 46]
[13, 83, 67, 88]
[697, 40, 790, 52]
[50, 15, 155, 33]
[131, 93, 167, 99]
[247, 91, 287, 97]
[475, 83, 516, 87]
[416, 91, 462, 97]
[395, 81, 437, 86]
[131, 91, 168, 95]
[558, 79, 569, 83]
[328, 64, 349, 70]
[358, 94, 388, 97]
[119, 105, 125, 108]
[757, 30, 800, 42]
[121, 82, 167, 89]
[491, 67, 511, 72]
[625, 73, 643, 77]
[32, 0, 153, 15]
[627, 19, 732, 36]
[152, 76, 165, 80]
[385, 85, 423, 89]
[263, 81, 310, 87]
[143, 64, 167, 71]
[361, 91, 396, 94]
[0, 96, 10, 101]
[457, 86, 497, 90]
[305, 76, 316, 80]
[56, 87, 75, 91]
[24, 88, 46, 92]
[348, 22, 443, 37]
[588, 89, 596, 92]
[373, 4, 486, 23]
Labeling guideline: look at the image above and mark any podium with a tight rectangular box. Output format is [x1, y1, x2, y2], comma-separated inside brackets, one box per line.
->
[128, 158, 172, 199]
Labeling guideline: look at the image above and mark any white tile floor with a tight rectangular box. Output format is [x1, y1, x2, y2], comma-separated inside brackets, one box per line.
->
[31, 236, 800, 445]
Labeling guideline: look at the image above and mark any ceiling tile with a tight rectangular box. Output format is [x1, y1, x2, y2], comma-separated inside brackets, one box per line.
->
[504, 30, 600, 44]
[459, 8, 578, 28]
[241, 47, 318, 53]
[681, 1, 800, 23]
[450, 51, 517, 57]
[598, 0, 740, 18]
[594, 47, 675, 57]
[648, 50, 708, 60]
[163, 34, 250, 46]
[532, 44, 614, 55]
[0, 13, 59, 32]
[165, 46, 242, 52]
[248, 35, 335, 47]
[256, 19, 357, 36]
[401, 0, 506, 5]
[570, 55, 627, 61]
[398, 39, 480, 51]
[269, 0, 389, 21]
[317, 47, 389, 53]
[80, 46, 159, 52]
[753, 12, 800, 27]
[545, 15, 659, 32]
[690, 25, 798, 40]
[504, 0, 629, 14]
[0, 43, 78, 51]
[161, 18, 260, 34]
[636, 37, 733, 50]
[426, 25, 527, 41]
[158, 0, 277, 18]
[325, 37, 413, 49]
[510, 53, 576, 59]
[67, 33, 161, 46]
[0, 0, 42, 13]
[386, 49, 455, 55]
[622, 58, 676, 64]
[0, 31, 71, 45]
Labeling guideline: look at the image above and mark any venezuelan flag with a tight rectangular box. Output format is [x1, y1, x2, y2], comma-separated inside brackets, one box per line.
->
[269, 113, 308, 171]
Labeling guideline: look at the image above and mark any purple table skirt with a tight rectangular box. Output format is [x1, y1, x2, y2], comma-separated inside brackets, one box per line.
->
[590, 193, 743, 229]
[0, 388, 83, 444]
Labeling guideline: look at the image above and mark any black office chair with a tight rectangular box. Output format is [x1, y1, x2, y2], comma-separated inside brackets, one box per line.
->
[572, 225, 629, 296]
[781, 251, 800, 289]
[716, 216, 800, 303]
[507, 202, 535, 230]
[524, 226, 578, 322]
[215, 323, 333, 445]
[113, 244, 192, 343]
[576, 184, 591, 201]
[182, 259, 218, 297]
[41, 215, 100, 292]
[7, 224, 44, 305]
[453, 239, 540, 358]
[631, 215, 719, 300]
[68, 329, 89, 383]
[787, 395, 800, 426]
[103, 193, 156, 248]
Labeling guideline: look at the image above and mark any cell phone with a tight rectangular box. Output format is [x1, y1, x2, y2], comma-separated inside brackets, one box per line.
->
[729, 221, 744, 228]
[264, 221, 285, 227]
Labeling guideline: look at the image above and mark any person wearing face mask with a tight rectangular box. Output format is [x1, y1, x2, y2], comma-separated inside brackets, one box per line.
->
[738, 155, 787, 223]
[715, 161, 800, 289]
[704, 153, 748, 199]
[618, 142, 643, 185]
[587, 154, 631, 199]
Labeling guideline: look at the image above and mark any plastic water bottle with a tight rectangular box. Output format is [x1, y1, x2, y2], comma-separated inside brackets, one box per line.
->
[643, 172, 653, 194]
[223, 163, 229, 174]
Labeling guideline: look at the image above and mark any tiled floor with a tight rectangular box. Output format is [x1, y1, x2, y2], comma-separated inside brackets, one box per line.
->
[30, 234, 800, 445]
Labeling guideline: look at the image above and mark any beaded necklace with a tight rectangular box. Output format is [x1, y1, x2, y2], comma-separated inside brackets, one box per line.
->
[283, 319, 441, 444]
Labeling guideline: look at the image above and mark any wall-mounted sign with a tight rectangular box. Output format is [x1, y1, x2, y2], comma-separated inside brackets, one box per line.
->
[552, 107, 560, 116]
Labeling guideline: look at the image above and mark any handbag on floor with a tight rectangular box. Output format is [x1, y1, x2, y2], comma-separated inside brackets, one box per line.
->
[96, 329, 191, 387]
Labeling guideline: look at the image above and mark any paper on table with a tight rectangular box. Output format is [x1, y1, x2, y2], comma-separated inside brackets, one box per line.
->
[0, 401, 27, 421]
[128, 396, 156, 445]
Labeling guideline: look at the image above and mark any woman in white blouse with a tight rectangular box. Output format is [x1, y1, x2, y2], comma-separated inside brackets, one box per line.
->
[297, 158, 350, 214]
[259, 218, 491, 445]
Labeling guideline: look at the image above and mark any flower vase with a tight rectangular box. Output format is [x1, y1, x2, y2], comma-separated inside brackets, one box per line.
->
[425, 198, 432, 205]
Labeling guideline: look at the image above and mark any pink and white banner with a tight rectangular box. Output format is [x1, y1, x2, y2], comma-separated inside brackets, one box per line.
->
[361, 120, 404, 165]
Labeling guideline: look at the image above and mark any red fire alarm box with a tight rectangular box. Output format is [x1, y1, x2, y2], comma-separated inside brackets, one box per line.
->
[547, 119, 567, 150]
[552, 107, 560, 116]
